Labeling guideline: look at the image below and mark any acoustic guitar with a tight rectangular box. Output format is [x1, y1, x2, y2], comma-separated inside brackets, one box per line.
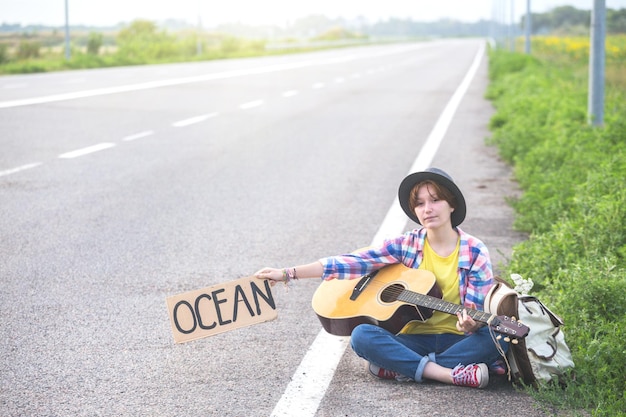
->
[311, 263, 529, 341]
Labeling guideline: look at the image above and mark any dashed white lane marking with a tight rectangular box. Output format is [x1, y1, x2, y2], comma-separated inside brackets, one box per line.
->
[269, 43, 486, 417]
[172, 113, 218, 127]
[0, 162, 42, 177]
[240, 100, 264, 110]
[58, 142, 116, 159]
[0, 57, 369, 177]
[64, 78, 86, 84]
[122, 130, 155, 141]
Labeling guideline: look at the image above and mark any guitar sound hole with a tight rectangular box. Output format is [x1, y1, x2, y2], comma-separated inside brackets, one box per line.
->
[380, 284, 405, 303]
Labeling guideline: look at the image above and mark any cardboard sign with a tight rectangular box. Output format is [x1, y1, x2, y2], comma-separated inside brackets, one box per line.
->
[166, 276, 277, 343]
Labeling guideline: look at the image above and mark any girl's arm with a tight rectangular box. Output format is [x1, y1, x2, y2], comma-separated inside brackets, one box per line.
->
[254, 262, 324, 284]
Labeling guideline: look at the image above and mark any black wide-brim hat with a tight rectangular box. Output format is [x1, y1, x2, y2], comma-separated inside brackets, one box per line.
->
[398, 167, 466, 227]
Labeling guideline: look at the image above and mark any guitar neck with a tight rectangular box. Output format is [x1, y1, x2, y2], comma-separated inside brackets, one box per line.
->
[398, 289, 493, 324]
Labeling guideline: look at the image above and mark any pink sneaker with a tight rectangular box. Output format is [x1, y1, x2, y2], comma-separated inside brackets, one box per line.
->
[368, 363, 412, 382]
[451, 363, 489, 389]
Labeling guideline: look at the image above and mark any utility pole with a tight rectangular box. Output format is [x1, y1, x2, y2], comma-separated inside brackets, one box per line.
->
[490, 0, 498, 49]
[495, 0, 504, 49]
[196, 0, 203, 56]
[525, 0, 532, 54]
[64, 0, 71, 60]
[588, 0, 606, 126]
[509, 0, 515, 52]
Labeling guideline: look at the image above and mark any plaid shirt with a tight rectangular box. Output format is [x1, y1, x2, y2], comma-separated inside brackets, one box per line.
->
[319, 227, 494, 311]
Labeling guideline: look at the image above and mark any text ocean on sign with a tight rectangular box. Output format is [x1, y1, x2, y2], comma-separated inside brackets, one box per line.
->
[166, 276, 278, 343]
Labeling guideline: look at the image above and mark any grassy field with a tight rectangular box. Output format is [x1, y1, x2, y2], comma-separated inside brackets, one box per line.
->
[487, 35, 626, 416]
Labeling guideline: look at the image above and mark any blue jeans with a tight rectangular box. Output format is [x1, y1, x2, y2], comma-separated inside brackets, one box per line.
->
[350, 324, 508, 382]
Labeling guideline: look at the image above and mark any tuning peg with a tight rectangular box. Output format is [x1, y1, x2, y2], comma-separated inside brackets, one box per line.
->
[504, 337, 511, 343]
[511, 339, 519, 345]
[496, 335, 502, 340]
[511, 316, 517, 322]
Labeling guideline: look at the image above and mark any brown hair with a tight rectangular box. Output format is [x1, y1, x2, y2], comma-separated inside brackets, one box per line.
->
[408, 180, 457, 213]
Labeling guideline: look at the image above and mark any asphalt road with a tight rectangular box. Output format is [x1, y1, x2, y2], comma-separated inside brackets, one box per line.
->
[1, 39, 548, 416]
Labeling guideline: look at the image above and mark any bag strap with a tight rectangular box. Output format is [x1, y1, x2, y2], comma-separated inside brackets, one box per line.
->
[518, 295, 565, 327]
[484, 278, 518, 315]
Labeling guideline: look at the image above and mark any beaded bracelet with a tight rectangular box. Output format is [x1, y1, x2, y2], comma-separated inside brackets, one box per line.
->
[282, 267, 298, 283]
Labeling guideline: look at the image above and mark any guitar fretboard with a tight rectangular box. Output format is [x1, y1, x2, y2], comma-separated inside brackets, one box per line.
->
[398, 289, 494, 324]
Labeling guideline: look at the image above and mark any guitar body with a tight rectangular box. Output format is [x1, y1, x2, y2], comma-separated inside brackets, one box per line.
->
[311, 264, 443, 336]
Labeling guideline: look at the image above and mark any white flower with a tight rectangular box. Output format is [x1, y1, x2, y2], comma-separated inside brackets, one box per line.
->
[511, 273, 534, 295]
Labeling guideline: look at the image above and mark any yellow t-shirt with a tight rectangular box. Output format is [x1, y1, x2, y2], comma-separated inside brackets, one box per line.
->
[401, 238, 463, 335]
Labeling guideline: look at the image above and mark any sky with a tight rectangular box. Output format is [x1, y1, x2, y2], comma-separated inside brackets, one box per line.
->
[1, 0, 626, 28]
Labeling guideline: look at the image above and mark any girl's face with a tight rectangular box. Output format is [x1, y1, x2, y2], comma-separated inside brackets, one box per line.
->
[413, 184, 455, 230]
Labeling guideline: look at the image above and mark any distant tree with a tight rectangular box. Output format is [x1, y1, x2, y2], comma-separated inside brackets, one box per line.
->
[313, 26, 365, 41]
[86, 32, 103, 55]
[607, 8, 626, 33]
[524, 7, 588, 34]
[116, 20, 177, 62]
[523, 6, 626, 34]
[0, 23, 22, 32]
[550, 6, 590, 28]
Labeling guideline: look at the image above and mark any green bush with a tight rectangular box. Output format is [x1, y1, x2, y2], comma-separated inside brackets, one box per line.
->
[487, 49, 537, 81]
[87, 32, 103, 55]
[488, 48, 626, 416]
[16, 40, 41, 59]
[0, 43, 8, 64]
[115, 20, 178, 62]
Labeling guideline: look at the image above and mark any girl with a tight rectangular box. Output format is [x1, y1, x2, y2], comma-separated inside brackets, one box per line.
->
[255, 168, 506, 388]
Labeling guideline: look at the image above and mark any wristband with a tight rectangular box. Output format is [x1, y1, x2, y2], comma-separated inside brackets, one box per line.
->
[283, 267, 298, 283]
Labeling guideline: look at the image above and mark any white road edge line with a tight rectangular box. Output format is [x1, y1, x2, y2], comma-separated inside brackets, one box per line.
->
[269, 43, 485, 417]
[122, 130, 155, 141]
[58, 142, 116, 159]
[0, 162, 42, 177]
[172, 113, 218, 127]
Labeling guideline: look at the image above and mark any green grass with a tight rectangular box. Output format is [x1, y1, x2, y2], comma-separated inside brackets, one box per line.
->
[487, 45, 626, 416]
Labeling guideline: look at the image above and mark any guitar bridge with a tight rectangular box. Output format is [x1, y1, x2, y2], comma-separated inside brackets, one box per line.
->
[350, 270, 379, 301]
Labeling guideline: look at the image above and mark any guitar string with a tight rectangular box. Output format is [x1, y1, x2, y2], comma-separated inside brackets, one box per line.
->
[341, 276, 525, 340]
[352, 280, 527, 341]
[351, 278, 493, 322]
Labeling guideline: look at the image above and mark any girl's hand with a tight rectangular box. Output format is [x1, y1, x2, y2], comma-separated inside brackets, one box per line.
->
[456, 309, 479, 333]
[254, 267, 286, 285]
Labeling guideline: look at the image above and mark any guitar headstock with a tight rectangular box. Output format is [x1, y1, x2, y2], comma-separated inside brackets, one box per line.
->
[490, 315, 530, 343]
